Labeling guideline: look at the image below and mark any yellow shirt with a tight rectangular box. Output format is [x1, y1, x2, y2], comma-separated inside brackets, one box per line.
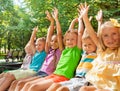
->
[86, 47, 120, 91]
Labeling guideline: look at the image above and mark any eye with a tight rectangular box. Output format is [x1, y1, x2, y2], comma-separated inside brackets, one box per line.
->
[112, 32, 117, 36]
[71, 38, 74, 41]
[103, 34, 108, 38]
[83, 44, 87, 47]
[66, 39, 69, 41]
[88, 44, 92, 46]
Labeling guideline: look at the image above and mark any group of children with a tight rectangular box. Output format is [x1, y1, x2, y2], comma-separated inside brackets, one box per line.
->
[0, 2, 120, 91]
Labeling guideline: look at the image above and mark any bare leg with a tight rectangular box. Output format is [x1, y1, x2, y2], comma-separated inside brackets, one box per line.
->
[96, 89, 110, 91]
[8, 80, 19, 91]
[21, 78, 54, 91]
[0, 73, 15, 91]
[0, 73, 5, 78]
[79, 86, 110, 91]
[21, 77, 46, 91]
[57, 86, 69, 91]
[15, 76, 40, 91]
[47, 83, 62, 91]
[79, 86, 97, 91]
[28, 79, 54, 91]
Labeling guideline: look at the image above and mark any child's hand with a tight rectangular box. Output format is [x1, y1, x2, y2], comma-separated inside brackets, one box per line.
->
[33, 26, 38, 32]
[96, 10, 102, 22]
[45, 10, 54, 22]
[89, 16, 93, 22]
[52, 7, 58, 20]
[72, 18, 78, 23]
[78, 2, 89, 19]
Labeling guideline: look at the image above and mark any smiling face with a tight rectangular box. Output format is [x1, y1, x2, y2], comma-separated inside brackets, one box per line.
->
[50, 35, 59, 50]
[65, 31, 78, 48]
[35, 38, 46, 52]
[101, 27, 120, 50]
[82, 37, 97, 54]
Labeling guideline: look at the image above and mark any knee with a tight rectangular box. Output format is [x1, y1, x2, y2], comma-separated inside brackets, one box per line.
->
[52, 83, 61, 88]
[18, 80, 25, 86]
[11, 80, 17, 86]
[29, 84, 39, 91]
[7, 73, 15, 80]
[57, 86, 69, 91]
[79, 86, 89, 91]
[47, 83, 61, 91]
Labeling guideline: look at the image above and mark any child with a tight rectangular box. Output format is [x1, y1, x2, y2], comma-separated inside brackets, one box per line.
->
[8, 8, 63, 91]
[17, 7, 83, 91]
[79, 3, 120, 91]
[0, 27, 46, 91]
[46, 13, 97, 91]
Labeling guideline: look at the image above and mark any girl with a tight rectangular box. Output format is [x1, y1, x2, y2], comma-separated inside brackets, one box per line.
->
[79, 3, 120, 91]
[8, 7, 63, 91]
[18, 7, 83, 91]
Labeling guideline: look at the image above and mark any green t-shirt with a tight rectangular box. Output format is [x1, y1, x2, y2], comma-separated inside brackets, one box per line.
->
[54, 46, 82, 79]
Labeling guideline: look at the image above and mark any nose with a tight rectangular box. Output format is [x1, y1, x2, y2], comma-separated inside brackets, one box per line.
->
[86, 46, 89, 49]
[107, 35, 114, 42]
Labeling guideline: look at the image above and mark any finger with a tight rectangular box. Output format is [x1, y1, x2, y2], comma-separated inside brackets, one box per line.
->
[85, 2, 87, 8]
[89, 16, 93, 21]
[45, 10, 49, 15]
[80, 3, 84, 9]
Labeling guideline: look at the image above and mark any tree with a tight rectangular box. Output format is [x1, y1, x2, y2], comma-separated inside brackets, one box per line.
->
[0, 0, 120, 53]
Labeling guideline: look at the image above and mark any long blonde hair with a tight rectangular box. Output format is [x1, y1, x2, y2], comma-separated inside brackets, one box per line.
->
[98, 20, 120, 51]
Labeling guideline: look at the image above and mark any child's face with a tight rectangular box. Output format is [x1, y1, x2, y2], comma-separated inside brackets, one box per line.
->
[50, 35, 59, 50]
[65, 32, 77, 48]
[82, 38, 96, 54]
[35, 40, 45, 52]
[102, 27, 120, 49]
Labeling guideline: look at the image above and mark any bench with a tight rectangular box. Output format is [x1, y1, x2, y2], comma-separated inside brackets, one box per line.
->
[0, 62, 22, 73]
[4, 50, 24, 62]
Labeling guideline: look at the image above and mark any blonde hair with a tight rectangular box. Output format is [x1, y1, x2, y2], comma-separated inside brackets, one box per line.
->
[36, 37, 46, 44]
[63, 29, 78, 45]
[82, 30, 90, 40]
[25, 43, 35, 55]
[98, 21, 120, 50]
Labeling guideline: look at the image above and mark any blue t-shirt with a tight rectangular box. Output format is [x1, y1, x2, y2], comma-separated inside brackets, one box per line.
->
[29, 51, 46, 72]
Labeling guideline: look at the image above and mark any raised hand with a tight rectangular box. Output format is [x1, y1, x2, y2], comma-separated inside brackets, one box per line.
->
[52, 7, 58, 20]
[33, 26, 38, 32]
[78, 2, 89, 19]
[45, 10, 54, 22]
[96, 10, 102, 22]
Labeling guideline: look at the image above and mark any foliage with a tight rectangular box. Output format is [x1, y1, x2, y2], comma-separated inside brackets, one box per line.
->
[0, 0, 120, 53]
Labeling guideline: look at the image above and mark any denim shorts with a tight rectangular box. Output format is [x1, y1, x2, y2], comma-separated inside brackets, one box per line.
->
[36, 71, 48, 77]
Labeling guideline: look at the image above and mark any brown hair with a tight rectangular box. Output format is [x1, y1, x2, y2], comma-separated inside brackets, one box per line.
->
[63, 29, 78, 45]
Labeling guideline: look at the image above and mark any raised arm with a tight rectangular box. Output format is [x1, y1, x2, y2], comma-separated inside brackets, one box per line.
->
[68, 18, 78, 30]
[79, 3, 100, 48]
[29, 26, 38, 45]
[25, 26, 38, 54]
[96, 9, 103, 34]
[45, 10, 55, 53]
[77, 14, 84, 49]
[52, 7, 64, 51]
